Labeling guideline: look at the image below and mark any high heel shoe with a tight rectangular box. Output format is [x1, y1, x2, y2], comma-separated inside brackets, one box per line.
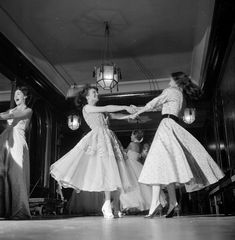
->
[144, 204, 162, 219]
[102, 201, 114, 219]
[165, 204, 180, 218]
[113, 210, 123, 218]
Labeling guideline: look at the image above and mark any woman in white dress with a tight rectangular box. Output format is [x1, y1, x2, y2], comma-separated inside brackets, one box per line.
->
[120, 130, 167, 213]
[0, 86, 32, 219]
[139, 143, 150, 165]
[50, 85, 136, 219]
[128, 72, 224, 218]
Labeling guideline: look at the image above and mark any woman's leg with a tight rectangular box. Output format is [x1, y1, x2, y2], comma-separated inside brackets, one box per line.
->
[104, 191, 111, 202]
[148, 185, 161, 214]
[102, 191, 114, 219]
[159, 189, 167, 208]
[111, 191, 120, 210]
[111, 190, 123, 217]
[167, 183, 177, 206]
[166, 183, 179, 217]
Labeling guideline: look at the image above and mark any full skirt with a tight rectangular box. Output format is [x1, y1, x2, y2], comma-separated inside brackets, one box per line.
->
[139, 118, 224, 192]
[50, 127, 136, 193]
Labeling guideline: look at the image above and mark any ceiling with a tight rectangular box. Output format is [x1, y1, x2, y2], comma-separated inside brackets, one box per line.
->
[0, 0, 215, 97]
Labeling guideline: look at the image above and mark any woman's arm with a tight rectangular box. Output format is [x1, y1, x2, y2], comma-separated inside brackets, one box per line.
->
[0, 109, 10, 115]
[0, 112, 11, 120]
[85, 105, 134, 114]
[109, 113, 131, 120]
[130, 105, 162, 113]
[0, 108, 32, 120]
[148, 105, 163, 112]
[130, 89, 168, 118]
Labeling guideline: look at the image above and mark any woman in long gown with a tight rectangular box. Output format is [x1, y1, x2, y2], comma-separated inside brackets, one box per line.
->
[0, 86, 32, 219]
[139, 143, 150, 165]
[50, 85, 136, 219]
[120, 130, 167, 212]
[128, 72, 224, 218]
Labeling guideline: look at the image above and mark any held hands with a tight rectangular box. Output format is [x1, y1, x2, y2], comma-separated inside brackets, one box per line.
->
[128, 105, 140, 119]
[125, 105, 138, 114]
[120, 105, 141, 120]
[130, 105, 140, 112]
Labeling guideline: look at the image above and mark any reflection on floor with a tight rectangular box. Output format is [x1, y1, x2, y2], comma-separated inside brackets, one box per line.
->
[0, 215, 235, 240]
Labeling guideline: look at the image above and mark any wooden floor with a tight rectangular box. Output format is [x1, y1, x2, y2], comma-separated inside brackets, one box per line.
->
[0, 215, 235, 240]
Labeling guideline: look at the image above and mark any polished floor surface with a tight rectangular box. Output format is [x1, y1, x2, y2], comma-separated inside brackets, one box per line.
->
[0, 215, 235, 240]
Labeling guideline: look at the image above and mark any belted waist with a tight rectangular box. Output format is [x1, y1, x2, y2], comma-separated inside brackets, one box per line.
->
[162, 114, 179, 123]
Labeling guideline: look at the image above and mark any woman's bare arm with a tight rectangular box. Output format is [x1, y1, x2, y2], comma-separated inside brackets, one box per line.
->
[85, 105, 134, 114]
[0, 108, 32, 120]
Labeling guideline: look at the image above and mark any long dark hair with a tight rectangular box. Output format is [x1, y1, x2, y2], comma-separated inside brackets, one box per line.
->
[74, 84, 98, 109]
[171, 72, 202, 100]
[16, 86, 32, 106]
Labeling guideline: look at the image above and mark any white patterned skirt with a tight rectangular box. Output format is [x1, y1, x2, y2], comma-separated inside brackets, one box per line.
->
[50, 127, 136, 193]
[138, 118, 224, 192]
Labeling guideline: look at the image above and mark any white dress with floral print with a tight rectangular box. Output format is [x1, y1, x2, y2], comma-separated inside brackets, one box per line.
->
[50, 105, 136, 192]
[139, 87, 224, 192]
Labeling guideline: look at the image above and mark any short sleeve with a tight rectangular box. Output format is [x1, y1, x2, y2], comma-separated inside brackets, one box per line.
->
[145, 89, 168, 110]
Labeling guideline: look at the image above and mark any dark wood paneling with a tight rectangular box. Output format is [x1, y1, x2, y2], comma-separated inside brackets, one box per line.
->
[200, 0, 235, 215]
[202, 0, 235, 98]
[202, 0, 235, 172]
[218, 29, 235, 169]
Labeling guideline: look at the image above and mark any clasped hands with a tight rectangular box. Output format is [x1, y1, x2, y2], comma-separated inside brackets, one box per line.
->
[124, 105, 140, 120]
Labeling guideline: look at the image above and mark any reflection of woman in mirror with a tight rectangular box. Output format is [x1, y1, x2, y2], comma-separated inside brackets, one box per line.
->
[0, 86, 32, 219]
[120, 130, 167, 214]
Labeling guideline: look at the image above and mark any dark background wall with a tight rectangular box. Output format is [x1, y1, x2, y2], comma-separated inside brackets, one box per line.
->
[204, 28, 235, 215]
[196, 0, 235, 215]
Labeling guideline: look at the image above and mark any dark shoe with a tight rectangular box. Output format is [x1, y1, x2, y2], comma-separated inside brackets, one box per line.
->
[161, 205, 168, 216]
[144, 204, 162, 219]
[114, 210, 123, 218]
[165, 204, 180, 218]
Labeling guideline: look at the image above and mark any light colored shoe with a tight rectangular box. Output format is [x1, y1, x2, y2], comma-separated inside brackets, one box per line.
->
[144, 204, 162, 219]
[102, 201, 114, 219]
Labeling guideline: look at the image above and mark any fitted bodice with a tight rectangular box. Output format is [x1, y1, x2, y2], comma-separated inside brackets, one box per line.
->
[82, 106, 109, 130]
[6, 118, 29, 138]
[145, 87, 184, 117]
[4, 109, 30, 138]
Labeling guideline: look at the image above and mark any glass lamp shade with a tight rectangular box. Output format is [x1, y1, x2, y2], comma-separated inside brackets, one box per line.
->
[183, 108, 196, 124]
[67, 114, 81, 130]
[96, 64, 119, 90]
